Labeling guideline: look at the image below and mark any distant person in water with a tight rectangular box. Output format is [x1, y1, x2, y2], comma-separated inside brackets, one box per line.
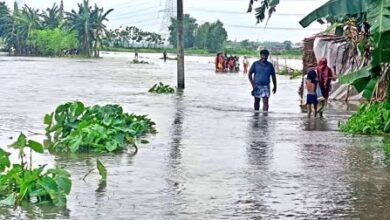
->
[243, 56, 249, 74]
[306, 69, 318, 118]
[163, 50, 167, 62]
[134, 50, 138, 59]
[248, 49, 277, 112]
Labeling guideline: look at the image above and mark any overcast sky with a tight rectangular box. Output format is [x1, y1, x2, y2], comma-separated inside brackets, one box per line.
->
[3, 0, 328, 43]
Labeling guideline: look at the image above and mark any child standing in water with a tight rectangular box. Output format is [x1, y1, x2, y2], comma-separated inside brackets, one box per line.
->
[243, 56, 249, 74]
[306, 69, 318, 118]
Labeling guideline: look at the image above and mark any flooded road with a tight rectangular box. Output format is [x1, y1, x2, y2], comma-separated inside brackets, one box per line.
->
[0, 52, 389, 219]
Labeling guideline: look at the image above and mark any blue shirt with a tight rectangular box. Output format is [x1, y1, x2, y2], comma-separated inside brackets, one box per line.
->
[249, 60, 276, 86]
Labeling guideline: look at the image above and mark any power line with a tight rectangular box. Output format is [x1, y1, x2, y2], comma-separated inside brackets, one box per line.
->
[224, 23, 323, 31]
[185, 7, 306, 16]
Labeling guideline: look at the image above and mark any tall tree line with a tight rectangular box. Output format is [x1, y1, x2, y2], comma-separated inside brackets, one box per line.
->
[168, 14, 228, 52]
[0, 0, 113, 57]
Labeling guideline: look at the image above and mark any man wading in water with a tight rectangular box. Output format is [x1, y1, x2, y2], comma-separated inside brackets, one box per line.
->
[248, 49, 277, 112]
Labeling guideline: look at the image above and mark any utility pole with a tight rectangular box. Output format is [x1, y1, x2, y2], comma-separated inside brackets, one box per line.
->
[177, 0, 185, 89]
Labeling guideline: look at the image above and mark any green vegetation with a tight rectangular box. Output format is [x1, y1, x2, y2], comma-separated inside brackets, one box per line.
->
[44, 101, 156, 153]
[278, 68, 302, 79]
[168, 14, 228, 53]
[149, 82, 176, 94]
[299, 0, 390, 103]
[0, 133, 71, 207]
[340, 103, 390, 135]
[299, 0, 390, 139]
[0, 0, 113, 57]
[29, 28, 78, 56]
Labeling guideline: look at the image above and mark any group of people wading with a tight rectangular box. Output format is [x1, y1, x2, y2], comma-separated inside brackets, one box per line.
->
[215, 53, 250, 73]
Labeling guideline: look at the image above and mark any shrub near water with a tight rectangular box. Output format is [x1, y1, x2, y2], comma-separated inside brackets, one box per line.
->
[340, 103, 390, 135]
[0, 134, 71, 207]
[45, 101, 156, 153]
[148, 82, 175, 94]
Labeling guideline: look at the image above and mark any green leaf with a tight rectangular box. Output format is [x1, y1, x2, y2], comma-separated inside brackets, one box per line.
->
[0, 193, 16, 206]
[299, 0, 368, 28]
[140, 139, 149, 144]
[55, 177, 72, 195]
[96, 159, 107, 180]
[44, 113, 53, 126]
[0, 149, 10, 172]
[362, 77, 378, 100]
[339, 66, 372, 85]
[10, 133, 26, 148]
[27, 140, 44, 153]
[269, 0, 279, 7]
[385, 119, 390, 132]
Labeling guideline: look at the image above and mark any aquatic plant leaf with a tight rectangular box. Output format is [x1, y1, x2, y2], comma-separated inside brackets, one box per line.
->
[27, 140, 44, 153]
[140, 139, 149, 144]
[55, 176, 72, 195]
[0, 193, 16, 206]
[10, 133, 26, 149]
[0, 149, 10, 172]
[44, 113, 53, 126]
[96, 159, 107, 180]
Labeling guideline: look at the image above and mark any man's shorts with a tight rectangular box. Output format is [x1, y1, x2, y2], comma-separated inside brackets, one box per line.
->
[253, 85, 270, 98]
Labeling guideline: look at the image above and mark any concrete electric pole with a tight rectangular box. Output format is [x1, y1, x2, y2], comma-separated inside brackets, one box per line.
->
[176, 0, 185, 89]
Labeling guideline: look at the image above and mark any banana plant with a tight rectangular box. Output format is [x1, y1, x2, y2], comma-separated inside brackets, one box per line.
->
[300, 0, 390, 102]
[247, 0, 280, 24]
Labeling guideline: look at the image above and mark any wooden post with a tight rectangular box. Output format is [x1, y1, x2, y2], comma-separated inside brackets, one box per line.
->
[177, 0, 185, 89]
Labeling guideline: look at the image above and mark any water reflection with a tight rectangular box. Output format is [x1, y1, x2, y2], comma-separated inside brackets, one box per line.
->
[236, 113, 273, 216]
[303, 118, 330, 131]
[247, 112, 272, 167]
[165, 90, 185, 216]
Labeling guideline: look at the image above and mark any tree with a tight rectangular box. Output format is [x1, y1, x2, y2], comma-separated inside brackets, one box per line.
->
[194, 22, 210, 49]
[42, 2, 63, 29]
[168, 14, 198, 48]
[29, 28, 77, 56]
[90, 4, 113, 57]
[65, 0, 112, 57]
[283, 40, 292, 50]
[206, 20, 227, 52]
[0, 2, 11, 38]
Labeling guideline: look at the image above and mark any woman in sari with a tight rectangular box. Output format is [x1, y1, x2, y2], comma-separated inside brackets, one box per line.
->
[316, 57, 337, 117]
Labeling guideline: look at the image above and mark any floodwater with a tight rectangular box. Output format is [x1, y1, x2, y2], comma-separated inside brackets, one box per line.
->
[0, 52, 389, 219]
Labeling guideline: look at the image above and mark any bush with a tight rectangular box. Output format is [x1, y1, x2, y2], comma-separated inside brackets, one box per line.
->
[340, 103, 390, 135]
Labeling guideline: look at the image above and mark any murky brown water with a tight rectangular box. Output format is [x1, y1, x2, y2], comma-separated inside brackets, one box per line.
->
[0, 52, 389, 219]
